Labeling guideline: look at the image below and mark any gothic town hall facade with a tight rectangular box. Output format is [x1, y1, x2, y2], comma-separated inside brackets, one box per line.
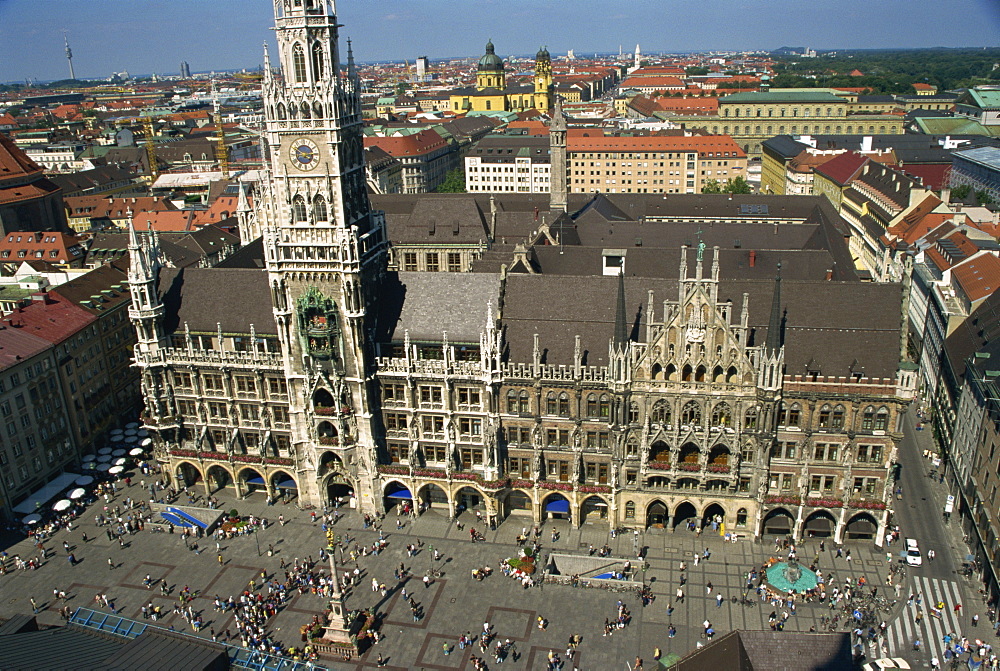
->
[129, 0, 915, 546]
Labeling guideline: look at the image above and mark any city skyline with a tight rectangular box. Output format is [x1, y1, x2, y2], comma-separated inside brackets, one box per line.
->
[0, 0, 998, 83]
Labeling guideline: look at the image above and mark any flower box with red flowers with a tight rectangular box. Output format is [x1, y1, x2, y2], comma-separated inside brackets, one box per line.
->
[314, 407, 336, 416]
[169, 449, 197, 458]
[478, 478, 509, 490]
[413, 468, 446, 478]
[706, 464, 730, 474]
[676, 462, 702, 472]
[511, 479, 535, 489]
[264, 457, 294, 466]
[232, 454, 264, 464]
[539, 481, 573, 491]
[451, 472, 477, 481]
[378, 465, 408, 475]
[197, 451, 223, 460]
[848, 499, 887, 510]
[318, 436, 339, 446]
[806, 497, 843, 508]
[647, 461, 671, 471]
[579, 485, 612, 494]
[764, 495, 801, 505]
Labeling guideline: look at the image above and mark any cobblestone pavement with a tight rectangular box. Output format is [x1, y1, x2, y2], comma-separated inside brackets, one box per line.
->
[0, 487, 920, 670]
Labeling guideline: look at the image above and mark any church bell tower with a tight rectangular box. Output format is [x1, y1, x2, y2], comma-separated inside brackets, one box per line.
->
[259, 0, 388, 510]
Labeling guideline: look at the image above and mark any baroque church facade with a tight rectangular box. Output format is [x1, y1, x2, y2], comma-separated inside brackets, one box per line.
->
[130, 0, 915, 546]
[448, 41, 554, 114]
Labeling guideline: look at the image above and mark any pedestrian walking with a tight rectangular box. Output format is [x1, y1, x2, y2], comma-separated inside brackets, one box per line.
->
[29, 597, 38, 614]
[108, 557, 115, 571]
[716, 593, 724, 608]
[973, 613, 980, 627]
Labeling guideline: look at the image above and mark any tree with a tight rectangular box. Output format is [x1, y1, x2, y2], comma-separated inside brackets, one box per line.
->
[685, 67, 710, 76]
[975, 190, 995, 206]
[701, 179, 723, 194]
[724, 176, 752, 194]
[435, 168, 466, 193]
[951, 184, 971, 200]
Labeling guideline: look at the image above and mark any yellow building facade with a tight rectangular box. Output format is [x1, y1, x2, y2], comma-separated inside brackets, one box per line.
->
[450, 41, 553, 114]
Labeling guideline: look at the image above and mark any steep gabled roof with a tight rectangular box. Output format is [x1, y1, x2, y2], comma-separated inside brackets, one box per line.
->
[812, 151, 868, 186]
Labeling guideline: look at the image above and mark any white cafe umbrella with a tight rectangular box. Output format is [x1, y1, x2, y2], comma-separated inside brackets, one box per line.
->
[74, 476, 93, 486]
[137, 430, 149, 438]
[129, 448, 144, 456]
[97, 455, 113, 463]
[113, 458, 127, 466]
[81, 454, 97, 462]
[110, 429, 124, 437]
[96, 463, 112, 472]
[68, 488, 86, 500]
[141, 437, 152, 447]
[22, 514, 41, 525]
[108, 466, 124, 474]
[125, 422, 138, 429]
[112, 449, 126, 457]
[98, 447, 113, 455]
[83, 462, 96, 470]
[52, 499, 71, 512]
[125, 429, 137, 437]
[125, 436, 138, 443]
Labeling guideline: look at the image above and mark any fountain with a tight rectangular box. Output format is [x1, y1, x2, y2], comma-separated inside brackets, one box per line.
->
[765, 559, 819, 594]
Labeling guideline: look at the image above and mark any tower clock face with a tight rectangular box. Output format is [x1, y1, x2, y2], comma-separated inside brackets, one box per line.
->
[289, 138, 320, 170]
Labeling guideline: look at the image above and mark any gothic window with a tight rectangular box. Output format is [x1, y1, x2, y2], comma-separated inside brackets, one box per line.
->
[313, 101, 323, 118]
[301, 102, 310, 119]
[695, 365, 706, 382]
[831, 405, 845, 429]
[518, 391, 529, 413]
[292, 43, 307, 82]
[625, 501, 635, 518]
[313, 195, 328, 222]
[651, 400, 670, 425]
[650, 363, 662, 381]
[507, 390, 518, 413]
[558, 392, 570, 417]
[292, 195, 308, 222]
[586, 394, 598, 417]
[628, 401, 639, 424]
[818, 404, 831, 429]
[277, 103, 286, 120]
[625, 438, 638, 457]
[711, 402, 731, 428]
[874, 407, 889, 431]
[744, 407, 758, 431]
[861, 406, 875, 430]
[546, 392, 557, 416]
[681, 401, 701, 426]
[311, 42, 325, 80]
[599, 395, 610, 418]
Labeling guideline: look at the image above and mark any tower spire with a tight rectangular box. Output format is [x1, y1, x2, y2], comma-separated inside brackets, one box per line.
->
[765, 262, 783, 353]
[262, 42, 272, 84]
[549, 96, 567, 213]
[347, 38, 357, 82]
[614, 270, 628, 347]
[63, 31, 75, 81]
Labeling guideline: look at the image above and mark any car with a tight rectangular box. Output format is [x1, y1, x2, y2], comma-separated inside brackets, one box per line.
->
[905, 538, 922, 566]
[862, 658, 911, 671]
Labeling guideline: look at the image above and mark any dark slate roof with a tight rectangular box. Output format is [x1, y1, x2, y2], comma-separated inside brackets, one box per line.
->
[501, 274, 903, 378]
[102, 628, 228, 671]
[0, 623, 126, 670]
[761, 135, 809, 160]
[157, 266, 274, 335]
[943, 290, 1000, 383]
[378, 271, 500, 344]
[172, 222, 240, 256]
[85, 232, 202, 269]
[215, 237, 265, 268]
[673, 630, 853, 671]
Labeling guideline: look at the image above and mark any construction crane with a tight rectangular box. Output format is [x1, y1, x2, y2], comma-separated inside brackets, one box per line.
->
[141, 114, 159, 182]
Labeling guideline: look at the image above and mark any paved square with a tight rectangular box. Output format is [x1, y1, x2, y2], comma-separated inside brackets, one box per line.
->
[0, 485, 938, 669]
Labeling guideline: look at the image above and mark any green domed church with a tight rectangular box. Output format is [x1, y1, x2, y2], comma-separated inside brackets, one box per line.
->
[449, 40, 554, 114]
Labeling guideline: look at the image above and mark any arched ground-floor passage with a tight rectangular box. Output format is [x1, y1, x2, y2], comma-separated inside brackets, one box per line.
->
[702, 503, 726, 532]
[418, 483, 449, 513]
[802, 510, 837, 538]
[325, 472, 355, 508]
[501, 490, 533, 519]
[238, 467, 267, 496]
[673, 501, 698, 531]
[455, 486, 485, 515]
[175, 461, 202, 488]
[382, 480, 412, 513]
[580, 495, 608, 523]
[206, 464, 233, 494]
[761, 507, 795, 536]
[541, 493, 570, 522]
[844, 512, 878, 540]
[646, 500, 668, 528]
[269, 470, 298, 502]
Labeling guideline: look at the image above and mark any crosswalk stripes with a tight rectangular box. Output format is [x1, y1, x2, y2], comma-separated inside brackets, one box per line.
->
[884, 575, 966, 660]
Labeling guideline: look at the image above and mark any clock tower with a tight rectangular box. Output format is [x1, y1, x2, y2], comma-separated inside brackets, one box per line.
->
[258, 0, 388, 510]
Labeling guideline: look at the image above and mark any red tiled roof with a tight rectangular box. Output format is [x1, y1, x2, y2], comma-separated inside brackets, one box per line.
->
[0, 133, 43, 179]
[0, 327, 52, 370]
[132, 210, 196, 232]
[621, 76, 685, 89]
[897, 164, 950, 191]
[813, 151, 868, 186]
[953, 254, 1000, 303]
[364, 129, 449, 157]
[0, 231, 84, 265]
[568, 134, 745, 157]
[0, 292, 95, 346]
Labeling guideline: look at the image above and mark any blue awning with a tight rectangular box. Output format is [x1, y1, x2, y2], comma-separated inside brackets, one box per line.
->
[277, 479, 297, 489]
[546, 498, 570, 513]
[245, 476, 265, 485]
[386, 488, 412, 500]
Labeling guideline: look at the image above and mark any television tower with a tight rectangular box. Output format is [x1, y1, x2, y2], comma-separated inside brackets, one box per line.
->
[63, 31, 75, 80]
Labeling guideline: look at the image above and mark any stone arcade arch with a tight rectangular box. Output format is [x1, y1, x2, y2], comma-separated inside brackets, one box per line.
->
[501, 490, 533, 520]
[761, 507, 794, 536]
[844, 512, 878, 540]
[541, 492, 570, 522]
[673, 501, 698, 530]
[702, 502, 726, 530]
[238, 467, 266, 496]
[646, 500, 668, 528]
[382, 480, 411, 512]
[270, 470, 298, 501]
[206, 464, 233, 493]
[455, 486, 485, 515]
[418, 483, 449, 512]
[581, 495, 608, 523]
[175, 461, 202, 488]
[802, 510, 837, 538]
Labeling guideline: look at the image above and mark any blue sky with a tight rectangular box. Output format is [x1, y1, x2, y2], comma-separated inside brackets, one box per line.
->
[1, 0, 998, 82]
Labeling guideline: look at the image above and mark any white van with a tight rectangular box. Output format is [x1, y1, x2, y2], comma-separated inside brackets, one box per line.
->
[905, 538, 922, 566]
